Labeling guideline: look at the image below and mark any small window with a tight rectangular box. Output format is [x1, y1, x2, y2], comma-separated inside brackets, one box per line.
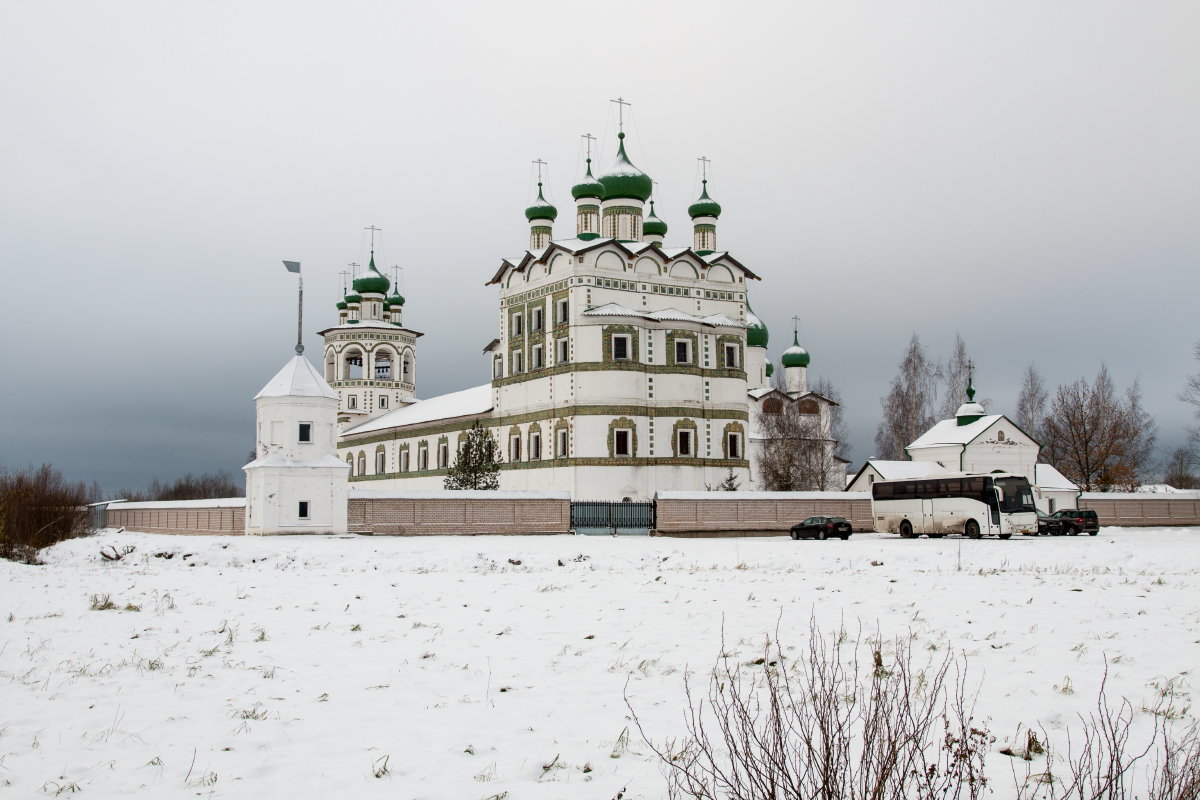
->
[512, 313, 524, 336]
[512, 351, 524, 374]
[510, 435, 522, 462]
[727, 432, 741, 459]
[493, 355, 504, 379]
[612, 334, 631, 360]
[531, 307, 544, 331]
[614, 429, 632, 457]
[298, 422, 312, 443]
[400, 451, 410, 472]
[998, 431, 1006, 442]
[379, 396, 388, 409]
[678, 429, 693, 457]
[346, 454, 354, 476]
[418, 448, 428, 471]
[298, 501, 309, 519]
[438, 442, 449, 469]
[530, 432, 541, 461]
[532, 344, 544, 369]
[556, 337, 569, 364]
[357, 452, 366, 475]
[556, 428, 568, 458]
[675, 339, 692, 364]
[375, 450, 386, 474]
[556, 298, 569, 324]
[1049, 499, 1057, 513]
[347, 395, 358, 410]
[724, 343, 740, 368]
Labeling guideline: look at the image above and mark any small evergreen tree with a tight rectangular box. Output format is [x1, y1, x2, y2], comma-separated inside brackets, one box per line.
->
[444, 420, 502, 490]
[714, 469, 740, 491]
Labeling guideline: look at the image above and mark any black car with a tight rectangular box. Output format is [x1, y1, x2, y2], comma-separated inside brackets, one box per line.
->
[1035, 512, 1065, 536]
[790, 516, 852, 540]
[1051, 508, 1100, 536]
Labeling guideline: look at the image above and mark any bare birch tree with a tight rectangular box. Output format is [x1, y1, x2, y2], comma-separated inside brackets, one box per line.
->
[1182, 340, 1200, 453]
[937, 333, 972, 420]
[874, 334, 938, 460]
[1163, 446, 1198, 489]
[811, 375, 850, 463]
[1015, 362, 1048, 438]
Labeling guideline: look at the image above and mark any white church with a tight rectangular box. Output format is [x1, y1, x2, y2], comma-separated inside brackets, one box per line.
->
[846, 379, 1080, 513]
[309, 127, 844, 500]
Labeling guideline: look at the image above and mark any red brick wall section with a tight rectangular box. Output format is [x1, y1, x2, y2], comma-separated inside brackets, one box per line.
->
[349, 497, 570, 536]
[107, 506, 245, 535]
[655, 498, 874, 534]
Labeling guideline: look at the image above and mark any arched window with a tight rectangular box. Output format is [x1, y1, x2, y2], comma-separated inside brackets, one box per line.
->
[763, 398, 783, 414]
[343, 348, 364, 380]
[324, 350, 336, 382]
[356, 451, 366, 476]
[798, 399, 819, 415]
[373, 349, 394, 380]
[375, 446, 386, 475]
[346, 453, 354, 476]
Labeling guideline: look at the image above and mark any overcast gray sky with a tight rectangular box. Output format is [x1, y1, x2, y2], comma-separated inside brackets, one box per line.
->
[2, 1, 1197, 493]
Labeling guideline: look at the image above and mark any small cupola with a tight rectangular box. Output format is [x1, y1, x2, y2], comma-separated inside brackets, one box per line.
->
[352, 254, 390, 296]
[525, 179, 557, 251]
[688, 177, 722, 255]
[642, 199, 668, 246]
[781, 330, 810, 395]
[745, 300, 768, 348]
[955, 375, 986, 426]
[571, 156, 605, 240]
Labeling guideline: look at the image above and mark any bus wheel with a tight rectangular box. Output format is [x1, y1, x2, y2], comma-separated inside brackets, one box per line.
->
[899, 520, 915, 539]
[965, 520, 982, 539]
[998, 533, 1012, 540]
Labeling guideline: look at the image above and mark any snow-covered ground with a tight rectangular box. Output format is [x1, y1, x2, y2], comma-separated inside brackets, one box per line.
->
[2, 528, 1197, 798]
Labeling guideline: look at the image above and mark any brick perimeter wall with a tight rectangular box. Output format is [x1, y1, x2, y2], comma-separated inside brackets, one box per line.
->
[1082, 497, 1200, 527]
[655, 498, 874, 535]
[349, 497, 571, 536]
[107, 506, 245, 535]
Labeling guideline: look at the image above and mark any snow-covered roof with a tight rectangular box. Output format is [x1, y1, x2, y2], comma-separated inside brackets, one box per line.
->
[111, 497, 246, 510]
[349, 489, 570, 500]
[255, 355, 338, 401]
[343, 384, 493, 436]
[581, 303, 745, 328]
[863, 460, 950, 480]
[748, 387, 777, 399]
[1034, 463, 1078, 491]
[488, 238, 760, 286]
[656, 491, 870, 501]
[907, 415, 1006, 449]
[244, 452, 350, 470]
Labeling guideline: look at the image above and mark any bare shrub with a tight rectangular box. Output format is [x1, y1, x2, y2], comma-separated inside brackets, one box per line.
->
[629, 619, 992, 799]
[0, 464, 93, 563]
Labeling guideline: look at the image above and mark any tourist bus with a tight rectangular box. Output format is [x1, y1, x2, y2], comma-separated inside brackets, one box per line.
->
[870, 472, 1038, 539]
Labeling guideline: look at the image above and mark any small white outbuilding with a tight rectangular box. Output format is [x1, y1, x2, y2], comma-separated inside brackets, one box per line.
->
[244, 355, 349, 534]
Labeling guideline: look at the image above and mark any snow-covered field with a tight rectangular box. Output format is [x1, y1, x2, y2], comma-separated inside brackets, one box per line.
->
[2, 528, 1197, 798]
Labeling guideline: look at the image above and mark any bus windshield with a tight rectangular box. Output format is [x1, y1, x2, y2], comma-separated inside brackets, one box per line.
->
[993, 477, 1036, 513]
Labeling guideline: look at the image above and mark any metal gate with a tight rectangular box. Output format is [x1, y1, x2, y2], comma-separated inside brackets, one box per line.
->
[571, 501, 655, 536]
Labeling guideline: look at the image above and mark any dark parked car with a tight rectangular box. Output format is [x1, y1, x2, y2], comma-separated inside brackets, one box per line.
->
[1034, 512, 1065, 536]
[1051, 508, 1100, 536]
[790, 516, 852, 540]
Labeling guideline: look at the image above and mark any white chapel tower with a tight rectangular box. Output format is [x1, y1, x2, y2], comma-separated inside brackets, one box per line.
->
[244, 352, 349, 535]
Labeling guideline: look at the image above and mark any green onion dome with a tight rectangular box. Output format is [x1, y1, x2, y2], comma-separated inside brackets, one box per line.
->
[344, 293, 362, 304]
[780, 331, 810, 368]
[384, 291, 405, 308]
[688, 180, 722, 219]
[336, 300, 348, 310]
[352, 255, 390, 295]
[571, 159, 605, 201]
[745, 301, 768, 348]
[642, 200, 668, 237]
[765, 361, 775, 378]
[524, 182, 558, 221]
[598, 132, 653, 202]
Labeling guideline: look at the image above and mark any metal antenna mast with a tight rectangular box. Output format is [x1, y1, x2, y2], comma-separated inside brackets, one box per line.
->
[282, 260, 303, 355]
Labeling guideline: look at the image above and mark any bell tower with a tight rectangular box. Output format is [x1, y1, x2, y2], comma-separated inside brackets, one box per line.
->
[318, 228, 423, 427]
